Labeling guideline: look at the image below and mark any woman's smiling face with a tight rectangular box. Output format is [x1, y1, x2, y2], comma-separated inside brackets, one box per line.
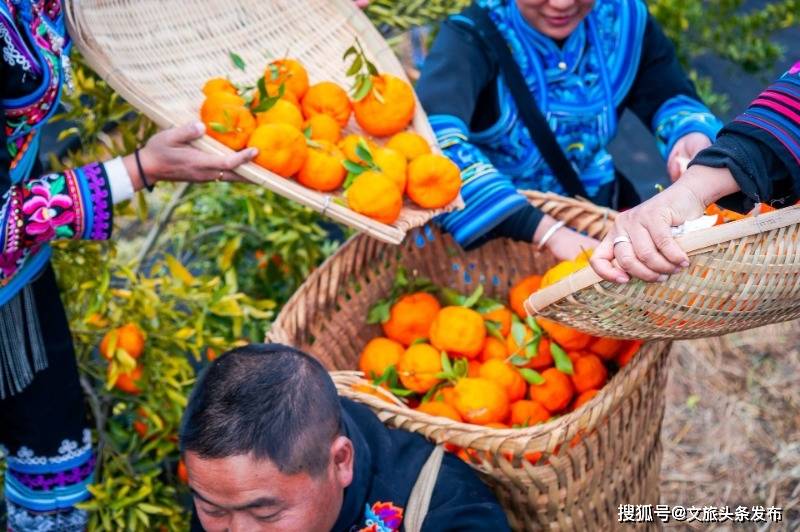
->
[516, 0, 596, 41]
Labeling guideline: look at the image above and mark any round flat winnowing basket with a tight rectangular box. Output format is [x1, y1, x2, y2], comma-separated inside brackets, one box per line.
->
[525, 193, 800, 340]
[65, 0, 462, 245]
[267, 195, 671, 530]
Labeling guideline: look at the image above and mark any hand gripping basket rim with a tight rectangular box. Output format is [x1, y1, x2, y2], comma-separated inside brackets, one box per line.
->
[526, 202, 800, 340]
[64, 0, 463, 245]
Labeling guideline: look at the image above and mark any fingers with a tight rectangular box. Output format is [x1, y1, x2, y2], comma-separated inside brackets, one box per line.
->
[224, 147, 259, 170]
[590, 236, 629, 283]
[626, 223, 677, 275]
[163, 122, 206, 145]
[642, 216, 689, 268]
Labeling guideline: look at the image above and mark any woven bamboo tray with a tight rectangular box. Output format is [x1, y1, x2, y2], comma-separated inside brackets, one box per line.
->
[65, 0, 462, 245]
[267, 195, 671, 530]
[525, 193, 800, 340]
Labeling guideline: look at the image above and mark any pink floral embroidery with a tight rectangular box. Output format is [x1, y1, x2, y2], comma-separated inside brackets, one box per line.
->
[0, 249, 24, 278]
[790, 61, 800, 75]
[22, 183, 75, 241]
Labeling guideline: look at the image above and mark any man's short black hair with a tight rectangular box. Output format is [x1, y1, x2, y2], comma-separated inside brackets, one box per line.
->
[180, 343, 342, 477]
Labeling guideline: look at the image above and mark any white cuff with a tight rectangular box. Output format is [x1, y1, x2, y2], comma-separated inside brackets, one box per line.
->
[103, 157, 135, 204]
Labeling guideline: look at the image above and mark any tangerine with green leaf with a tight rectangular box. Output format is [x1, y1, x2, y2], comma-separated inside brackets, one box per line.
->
[352, 73, 416, 137]
[346, 172, 403, 224]
[296, 140, 347, 192]
[397, 343, 443, 393]
[255, 98, 304, 130]
[358, 337, 404, 381]
[301, 81, 352, 127]
[265, 58, 309, 99]
[529, 367, 574, 413]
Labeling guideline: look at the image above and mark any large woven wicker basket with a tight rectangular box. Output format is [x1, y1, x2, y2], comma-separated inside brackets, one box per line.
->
[267, 195, 671, 530]
[65, 0, 462, 245]
[525, 192, 800, 340]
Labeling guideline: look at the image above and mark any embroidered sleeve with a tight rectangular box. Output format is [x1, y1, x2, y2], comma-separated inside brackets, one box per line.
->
[417, 20, 535, 247]
[1, 163, 114, 259]
[428, 115, 533, 247]
[652, 94, 724, 159]
[624, 14, 723, 159]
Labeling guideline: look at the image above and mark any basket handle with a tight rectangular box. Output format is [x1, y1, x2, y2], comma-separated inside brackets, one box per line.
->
[526, 205, 800, 314]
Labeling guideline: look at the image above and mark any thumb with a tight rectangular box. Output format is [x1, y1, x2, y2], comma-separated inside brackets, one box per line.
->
[166, 122, 206, 145]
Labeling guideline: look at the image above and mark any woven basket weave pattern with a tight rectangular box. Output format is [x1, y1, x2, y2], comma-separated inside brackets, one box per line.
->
[525, 193, 800, 340]
[66, 0, 463, 244]
[266, 217, 672, 530]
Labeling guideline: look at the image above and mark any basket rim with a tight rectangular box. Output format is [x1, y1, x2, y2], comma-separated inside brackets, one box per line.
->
[526, 205, 800, 314]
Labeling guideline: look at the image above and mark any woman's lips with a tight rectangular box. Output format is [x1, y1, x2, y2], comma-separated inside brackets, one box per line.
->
[544, 14, 576, 27]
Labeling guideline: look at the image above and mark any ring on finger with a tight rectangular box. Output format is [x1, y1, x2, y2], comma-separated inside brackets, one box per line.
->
[612, 235, 632, 247]
[217, 170, 224, 182]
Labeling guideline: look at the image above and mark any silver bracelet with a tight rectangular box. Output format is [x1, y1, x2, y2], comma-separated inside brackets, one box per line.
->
[536, 220, 566, 251]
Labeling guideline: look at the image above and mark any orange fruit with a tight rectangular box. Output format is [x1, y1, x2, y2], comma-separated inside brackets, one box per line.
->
[467, 360, 481, 378]
[200, 95, 256, 151]
[482, 306, 513, 337]
[113, 365, 143, 395]
[616, 340, 643, 367]
[433, 386, 458, 408]
[452, 377, 510, 425]
[339, 134, 378, 164]
[202, 77, 238, 97]
[265, 58, 309, 99]
[510, 400, 550, 427]
[509, 274, 542, 318]
[572, 389, 599, 410]
[248, 123, 308, 177]
[589, 337, 625, 361]
[537, 318, 591, 351]
[177, 459, 189, 484]
[478, 359, 527, 402]
[571, 354, 607, 393]
[296, 140, 347, 192]
[99, 323, 145, 360]
[406, 154, 461, 209]
[346, 172, 403, 225]
[429, 306, 487, 359]
[530, 337, 554, 371]
[397, 343, 443, 393]
[303, 114, 342, 144]
[416, 401, 462, 422]
[302, 81, 352, 127]
[480, 336, 508, 362]
[529, 368, 574, 413]
[201, 91, 246, 115]
[352, 74, 415, 137]
[386, 131, 431, 161]
[540, 257, 590, 289]
[383, 292, 442, 346]
[255, 99, 304, 130]
[485, 422, 510, 429]
[373, 147, 407, 193]
[358, 337, 404, 380]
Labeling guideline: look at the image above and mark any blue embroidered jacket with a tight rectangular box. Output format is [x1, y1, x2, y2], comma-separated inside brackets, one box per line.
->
[190, 399, 510, 532]
[416, 0, 723, 247]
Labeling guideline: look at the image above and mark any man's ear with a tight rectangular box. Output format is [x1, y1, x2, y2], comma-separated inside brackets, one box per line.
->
[330, 436, 354, 488]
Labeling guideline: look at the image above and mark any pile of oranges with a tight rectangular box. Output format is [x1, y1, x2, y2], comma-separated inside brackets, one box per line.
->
[199, 46, 461, 225]
[354, 255, 642, 463]
[100, 323, 146, 394]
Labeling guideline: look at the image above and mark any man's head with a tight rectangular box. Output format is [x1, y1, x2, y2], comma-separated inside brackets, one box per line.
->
[180, 344, 354, 532]
[516, 0, 595, 41]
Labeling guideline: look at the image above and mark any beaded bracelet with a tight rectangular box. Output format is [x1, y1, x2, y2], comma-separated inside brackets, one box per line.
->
[134, 149, 155, 192]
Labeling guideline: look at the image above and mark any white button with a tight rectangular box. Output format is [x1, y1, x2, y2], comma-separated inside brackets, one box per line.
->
[558, 61, 567, 70]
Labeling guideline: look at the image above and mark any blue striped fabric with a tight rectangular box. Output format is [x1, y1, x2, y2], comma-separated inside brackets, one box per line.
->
[652, 95, 724, 158]
[431, 114, 530, 246]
